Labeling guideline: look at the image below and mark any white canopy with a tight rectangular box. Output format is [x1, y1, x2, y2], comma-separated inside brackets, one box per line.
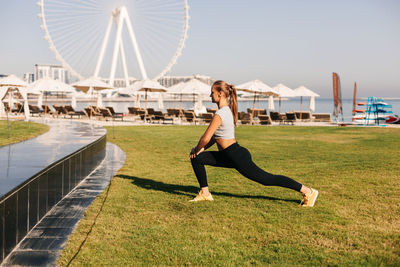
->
[0, 75, 30, 119]
[0, 74, 27, 87]
[167, 78, 210, 95]
[294, 86, 320, 97]
[27, 77, 76, 94]
[294, 86, 319, 112]
[272, 83, 297, 97]
[120, 79, 167, 95]
[236, 80, 279, 96]
[72, 77, 112, 93]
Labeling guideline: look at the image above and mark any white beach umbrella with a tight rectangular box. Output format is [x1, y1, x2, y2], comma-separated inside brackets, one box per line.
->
[0, 75, 30, 119]
[97, 93, 103, 107]
[72, 77, 113, 117]
[294, 86, 320, 115]
[71, 94, 77, 109]
[158, 93, 164, 110]
[27, 77, 76, 113]
[310, 96, 316, 112]
[272, 83, 297, 113]
[37, 93, 43, 107]
[27, 77, 75, 94]
[167, 78, 210, 110]
[236, 79, 279, 96]
[236, 80, 279, 123]
[125, 79, 167, 120]
[71, 77, 112, 93]
[268, 95, 275, 111]
[0, 75, 28, 87]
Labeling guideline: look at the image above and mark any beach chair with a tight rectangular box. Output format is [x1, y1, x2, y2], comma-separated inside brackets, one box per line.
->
[206, 108, 216, 114]
[270, 111, 284, 123]
[138, 110, 152, 123]
[284, 112, 296, 125]
[41, 104, 55, 115]
[29, 105, 43, 117]
[312, 113, 331, 122]
[106, 106, 124, 121]
[200, 112, 213, 124]
[128, 107, 141, 115]
[152, 111, 173, 124]
[53, 105, 69, 117]
[84, 106, 102, 118]
[247, 108, 266, 118]
[239, 112, 251, 125]
[167, 108, 182, 117]
[13, 102, 24, 113]
[183, 111, 198, 124]
[64, 105, 86, 118]
[146, 108, 155, 116]
[294, 111, 312, 121]
[258, 115, 272, 125]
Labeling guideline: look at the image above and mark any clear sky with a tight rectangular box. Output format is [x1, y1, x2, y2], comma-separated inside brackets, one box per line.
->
[1, 0, 399, 97]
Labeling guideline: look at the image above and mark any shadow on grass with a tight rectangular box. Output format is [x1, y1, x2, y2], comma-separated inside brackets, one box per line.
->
[116, 174, 299, 204]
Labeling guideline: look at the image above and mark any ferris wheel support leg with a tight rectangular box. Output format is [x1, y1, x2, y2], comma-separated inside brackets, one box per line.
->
[109, 11, 125, 87]
[119, 41, 130, 87]
[94, 15, 114, 78]
[122, 7, 148, 80]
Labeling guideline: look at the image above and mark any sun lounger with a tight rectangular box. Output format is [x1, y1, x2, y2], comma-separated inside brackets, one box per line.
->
[84, 106, 102, 118]
[167, 108, 182, 117]
[106, 106, 124, 121]
[13, 102, 24, 113]
[312, 113, 331, 122]
[138, 110, 152, 123]
[284, 112, 296, 125]
[128, 107, 142, 115]
[64, 105, 86, 118]
[53, 105, 69, 117]
[239, 112, 251, 125]
[270, 111, 284, 123]
[258, 115, 272, 125]
[200, 112, 213, 124]
[206, 108, 216, 114]
[152, 111, 174, 124]
[28, 105, 43, 117]
[294, 111, 312, 121]
[247, 108, 267, 118]
[183, 111, 198, 124]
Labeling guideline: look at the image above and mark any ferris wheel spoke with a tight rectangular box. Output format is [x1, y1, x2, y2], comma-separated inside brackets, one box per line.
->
[47, 0, 101, 11]
[40, 0, 189, 80]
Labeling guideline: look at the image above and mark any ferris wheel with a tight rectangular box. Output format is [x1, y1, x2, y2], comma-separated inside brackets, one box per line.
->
[37, 0, 189, 85]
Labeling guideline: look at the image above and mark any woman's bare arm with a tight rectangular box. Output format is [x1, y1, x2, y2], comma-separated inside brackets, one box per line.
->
[190, 115, 221, 158]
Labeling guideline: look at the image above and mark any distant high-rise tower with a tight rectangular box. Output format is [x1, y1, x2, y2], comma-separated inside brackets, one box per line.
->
[23, 73, 35, 83]
[34, 64, 71, 84]
[158, 74, 213, 87]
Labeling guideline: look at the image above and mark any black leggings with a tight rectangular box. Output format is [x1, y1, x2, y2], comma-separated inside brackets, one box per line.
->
[190, 142, 302, 192]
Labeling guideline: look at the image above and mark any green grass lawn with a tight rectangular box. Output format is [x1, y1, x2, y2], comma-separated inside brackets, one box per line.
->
[59, 126, 400, 266]
[0, 120, 49, 147]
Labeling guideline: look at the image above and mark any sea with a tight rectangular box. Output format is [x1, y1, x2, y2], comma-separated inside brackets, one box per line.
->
[46, 97, 400, 123]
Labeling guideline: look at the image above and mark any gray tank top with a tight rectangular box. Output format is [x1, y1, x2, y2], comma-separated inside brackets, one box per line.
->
[214, 106, 235, 139]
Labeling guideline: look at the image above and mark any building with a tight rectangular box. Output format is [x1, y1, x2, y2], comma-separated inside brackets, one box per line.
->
[158, 75, 213, 88]
[34, 64, 71, 84]
[101, 77, 137, 88]
[23, 73, 35, 83]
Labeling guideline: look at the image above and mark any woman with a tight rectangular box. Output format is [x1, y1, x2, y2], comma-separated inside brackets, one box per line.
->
[189, 80, 318, 207]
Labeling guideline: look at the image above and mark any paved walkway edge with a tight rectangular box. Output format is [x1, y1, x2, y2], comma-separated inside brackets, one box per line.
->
[1, 142, 126, 267]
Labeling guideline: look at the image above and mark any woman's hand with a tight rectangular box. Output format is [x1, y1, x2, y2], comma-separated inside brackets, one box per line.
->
[190, 147, 204, 159]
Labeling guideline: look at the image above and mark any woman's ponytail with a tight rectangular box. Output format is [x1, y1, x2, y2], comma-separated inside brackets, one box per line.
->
[228, 85, 238, 126]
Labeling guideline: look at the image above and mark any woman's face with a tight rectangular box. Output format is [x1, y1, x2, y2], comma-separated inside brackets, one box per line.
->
[210, 86, 220, 103]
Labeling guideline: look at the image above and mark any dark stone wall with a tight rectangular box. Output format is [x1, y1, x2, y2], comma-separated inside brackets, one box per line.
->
[0, 135, 106, 264]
